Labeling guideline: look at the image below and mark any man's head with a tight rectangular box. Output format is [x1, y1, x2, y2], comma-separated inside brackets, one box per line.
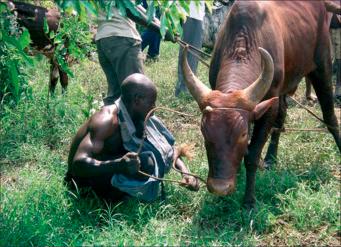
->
[121, 73, 157, 121]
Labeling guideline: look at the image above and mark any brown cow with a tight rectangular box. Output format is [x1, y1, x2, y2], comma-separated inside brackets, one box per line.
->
[9, 1, 68, 94]
[182, 1, 341, 208]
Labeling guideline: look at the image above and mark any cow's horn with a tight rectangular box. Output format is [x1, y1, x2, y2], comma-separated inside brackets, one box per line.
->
[243, 47, 274, 104]
[181, 45, 211, 106]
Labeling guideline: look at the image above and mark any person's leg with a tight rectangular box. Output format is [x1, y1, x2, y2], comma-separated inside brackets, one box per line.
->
[97, 37, 144, 105]
[176, 17, 204, 96]
[96, 38, 120, 105]
[141, 29, 152, 51]
[115, 37, 144, 86]
[335, 59, 341, 100]
[147, 30, 161, 59]
[332, 29, 341, 100]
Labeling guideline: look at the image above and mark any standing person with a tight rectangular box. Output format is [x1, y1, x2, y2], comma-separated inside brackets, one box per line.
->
[95, 5, 176, 105]
[141, 0, 162, 62]
[95, 7, 144, 105]
[175, 1, 206, 97]
[96, 4, 168, 106]
[330, 13, 341, 101]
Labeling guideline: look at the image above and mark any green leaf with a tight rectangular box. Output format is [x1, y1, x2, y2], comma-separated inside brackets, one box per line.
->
[2, 34, 34, 65]
[123, 0, 140, 17]
[179, 0, 190, 15]
[43, 17, 49, 34]
[165, 12, 175, 35]
[19, 29, 31, 49]
[106, 1, 115, 19]
[0, 2, 7, 12]
[160, 13, 167, 37]
[82, 1, 98, 16]
[8, 61, 19, 101]
[74, 0, 81, 16]
[146, 1, 155, 24]
[49, 30, 55, 39]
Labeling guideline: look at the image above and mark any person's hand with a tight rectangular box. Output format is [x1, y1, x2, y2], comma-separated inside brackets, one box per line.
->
[120, 152, 140, 176]
[181, 175, 200, 192]
[164, 30, 179, 43]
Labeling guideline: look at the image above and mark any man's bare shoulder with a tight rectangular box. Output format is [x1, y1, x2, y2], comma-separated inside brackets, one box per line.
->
[88, 105, 120, 139]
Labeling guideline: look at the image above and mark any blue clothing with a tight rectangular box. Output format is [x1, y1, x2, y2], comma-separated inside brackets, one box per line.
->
[111, 98, 175, 201]
[141, 0, 161, 58]
[141, 30, 161, 58]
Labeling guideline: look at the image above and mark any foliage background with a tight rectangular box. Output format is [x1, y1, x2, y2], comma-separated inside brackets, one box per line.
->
[0, 41, 340, 246]
[0, 2, 33, 106]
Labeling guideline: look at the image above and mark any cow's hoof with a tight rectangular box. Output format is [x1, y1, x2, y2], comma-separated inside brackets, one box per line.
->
[242, 199, 256, 210]
[260, 159, 275, 170]
[305, 95, 317, 106]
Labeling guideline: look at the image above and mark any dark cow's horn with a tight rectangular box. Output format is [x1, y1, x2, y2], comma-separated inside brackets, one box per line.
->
[243, 47, 274, 104]
[181, 45, 211, 106]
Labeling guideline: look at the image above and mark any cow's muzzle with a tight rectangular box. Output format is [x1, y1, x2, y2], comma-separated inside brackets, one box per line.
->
[206, 177, 236, 196]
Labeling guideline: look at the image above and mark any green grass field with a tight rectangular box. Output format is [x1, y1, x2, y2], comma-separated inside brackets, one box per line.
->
[1, 42, 340, 246]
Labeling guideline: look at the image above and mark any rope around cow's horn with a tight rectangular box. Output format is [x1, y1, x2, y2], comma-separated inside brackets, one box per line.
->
[136, 106, 207, 186]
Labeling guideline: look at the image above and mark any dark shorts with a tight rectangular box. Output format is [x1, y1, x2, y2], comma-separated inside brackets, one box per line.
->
[64, 153, 154, 201]
[64, 172, 127, 201]
[96, 36, 144, 105]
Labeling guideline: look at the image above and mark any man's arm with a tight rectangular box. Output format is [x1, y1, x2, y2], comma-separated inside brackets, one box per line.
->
[126, 5, 176, 42]
[71, 134, 124, 178]
[69, 111, 140, 178]
[325, 0, 341, 14]
[126, 5, 160, 31]
[174, 158, 200, 191]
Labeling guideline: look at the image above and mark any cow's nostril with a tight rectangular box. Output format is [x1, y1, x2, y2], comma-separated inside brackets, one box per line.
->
[207, 177, 235, 196]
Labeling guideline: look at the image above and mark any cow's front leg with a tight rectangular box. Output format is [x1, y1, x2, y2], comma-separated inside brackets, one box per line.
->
[59, 66, 68, 94]
[243, 106, 278, 208]
[49, 58, 59, 94]
[264, 95, 288, 169]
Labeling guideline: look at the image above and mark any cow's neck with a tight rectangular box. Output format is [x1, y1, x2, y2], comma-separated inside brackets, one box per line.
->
[215, 52, 262, 93]
[214, 25, 262, 93]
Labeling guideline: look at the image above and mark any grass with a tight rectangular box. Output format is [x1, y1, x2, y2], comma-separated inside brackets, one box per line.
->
[0, 42, 340, 246]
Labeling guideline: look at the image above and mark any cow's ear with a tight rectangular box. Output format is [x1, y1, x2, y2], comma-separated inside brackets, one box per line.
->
[252, 97, 278, 120]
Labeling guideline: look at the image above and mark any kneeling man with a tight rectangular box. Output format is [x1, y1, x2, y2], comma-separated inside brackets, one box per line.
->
[65, 73, 199, 201]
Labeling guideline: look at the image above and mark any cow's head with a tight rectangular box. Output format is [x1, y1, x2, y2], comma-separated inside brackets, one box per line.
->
[182, 46, 277, 195]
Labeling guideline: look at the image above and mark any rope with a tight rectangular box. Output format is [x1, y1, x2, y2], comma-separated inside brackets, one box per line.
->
[177, 39, 211, 68]
[177, 38, 212, 59]
[135, 106, 207, 187]
[136, 106, 198, 154]
[288, 95, 339, 130]
[271, 127, 329, 133]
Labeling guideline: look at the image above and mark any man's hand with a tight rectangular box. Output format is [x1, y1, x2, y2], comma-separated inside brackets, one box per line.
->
[120, 152, 141, 176]
[164, 30, 179, 43]
[181, 175, 200, 191]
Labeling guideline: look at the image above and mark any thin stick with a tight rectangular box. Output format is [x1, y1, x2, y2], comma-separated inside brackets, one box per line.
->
[137, 170, 188, 185]
[177, 38, 212, 59]
[135, 106, 207, 186]
[288, 96, 339, 130]
[177, 40, 211, 68]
